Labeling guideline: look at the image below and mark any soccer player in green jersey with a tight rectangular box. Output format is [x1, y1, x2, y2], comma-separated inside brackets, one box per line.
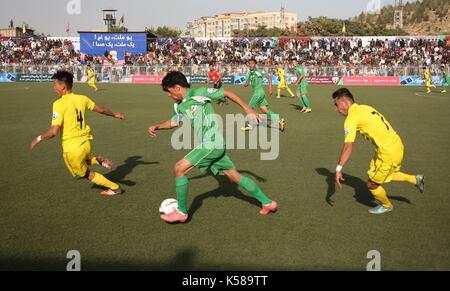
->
[241, 59, 286, 132]
[292, 58, 312, 113]
[148, 71, 278, 223]
[441, 65, 448, 93]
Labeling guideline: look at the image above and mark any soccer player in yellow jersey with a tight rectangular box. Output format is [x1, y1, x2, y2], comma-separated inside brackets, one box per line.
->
[424, 67, 436, 94]
[87, 65, 98, 92]
[30, 71, 125, 196]
[332, 88, 425, 214]
[276, 63, 295, 99]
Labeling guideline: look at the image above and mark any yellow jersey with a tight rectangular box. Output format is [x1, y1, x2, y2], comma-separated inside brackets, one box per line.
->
[51, 93, 96, 153]
[344, 104, 401, 157]
[277, 68, 286, 82]
[424, 71, 430, 81]
[87, 68, 95, 79]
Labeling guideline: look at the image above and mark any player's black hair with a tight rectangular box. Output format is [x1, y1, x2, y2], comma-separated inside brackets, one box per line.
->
[52, 70, 74, 90]
[162, 71, 190, 92]
[291, 57, 299, 62]
[248, 58, 257, 64]
[332, 88, 355, 102]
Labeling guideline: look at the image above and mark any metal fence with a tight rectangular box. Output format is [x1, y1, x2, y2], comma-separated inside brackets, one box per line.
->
[1, 63, 448, 83]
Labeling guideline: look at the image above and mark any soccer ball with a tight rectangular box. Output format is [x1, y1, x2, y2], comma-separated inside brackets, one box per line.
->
[159, 198, 178, 215]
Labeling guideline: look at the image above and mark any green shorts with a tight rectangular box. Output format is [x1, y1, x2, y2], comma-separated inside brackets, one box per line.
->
[249, 89, 269, 108]
[185, 146, 236, 176]
[296, 82, 308, 95]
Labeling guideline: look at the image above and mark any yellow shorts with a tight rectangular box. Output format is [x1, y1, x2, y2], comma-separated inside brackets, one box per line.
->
[88, 78, 95, 85]
[278, 82, 287, 89]
[63, 141, 93, 177]
[367, 146, 404, 184]
[426, 81, 431, 87]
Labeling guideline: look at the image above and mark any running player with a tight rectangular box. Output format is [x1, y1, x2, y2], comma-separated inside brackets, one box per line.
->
[276, 62, 295, 99]
[87, 64, 98, 92]
[440, 65, 448, 93]
[148, 71, 278, 223]
[424, 67, 436, 94]
[30, 71, 124, 196]
[292, 58, 311, 113]
[207, 63, 228, 105]
[241, 59, 286, 132]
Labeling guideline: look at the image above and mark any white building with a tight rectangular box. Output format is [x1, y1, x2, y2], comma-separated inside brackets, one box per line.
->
[182, 11, 298, 38]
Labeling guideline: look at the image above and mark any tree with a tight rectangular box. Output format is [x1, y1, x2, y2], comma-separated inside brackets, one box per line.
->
[145, 26, 181, 38]
[111, 26, 128, 33]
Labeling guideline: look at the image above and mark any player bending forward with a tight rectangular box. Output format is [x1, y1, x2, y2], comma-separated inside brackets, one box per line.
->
[333, 88, 425, 214]
[148, 71, 278, 223]
[30, 71, 124, 196]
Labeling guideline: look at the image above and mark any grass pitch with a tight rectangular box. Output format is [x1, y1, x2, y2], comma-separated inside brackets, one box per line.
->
[0, 82, 449, 270]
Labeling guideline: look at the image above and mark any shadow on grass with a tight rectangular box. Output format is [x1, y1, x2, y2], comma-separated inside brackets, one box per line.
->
[0, 247, 367, 271]
[315, 168, 411, 207]
[289, 103, 303, 111]
[0, 248, 197, 271]
[186, 170, 267, 222]
[91, 156, 159, 189]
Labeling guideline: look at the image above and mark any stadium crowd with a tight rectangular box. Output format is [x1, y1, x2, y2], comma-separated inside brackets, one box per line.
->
[0, 38, 79, 66]
[147, 37, 448, 68]
[1, 36, 448, 76]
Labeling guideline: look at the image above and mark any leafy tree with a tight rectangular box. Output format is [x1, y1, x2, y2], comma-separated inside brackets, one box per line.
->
[145, 26, 181, 38]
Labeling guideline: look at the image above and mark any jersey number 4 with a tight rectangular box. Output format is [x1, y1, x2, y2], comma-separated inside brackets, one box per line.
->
[76, 109, 84, 129]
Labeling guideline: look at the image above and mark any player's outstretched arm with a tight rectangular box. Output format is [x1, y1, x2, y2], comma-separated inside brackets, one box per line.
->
[93, 105, 125, 120]
[224, 90, 260, 124]
[335, 142, 354, 189]
[241, 80, 250, 88]
[148, 118, 178, 138]
[30, 125, 61, 150]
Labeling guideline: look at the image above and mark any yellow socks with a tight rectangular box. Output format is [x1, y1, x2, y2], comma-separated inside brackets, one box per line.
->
[89, 157, 100, 166]
[287, 87, 294, 96]
[370, 186, 392, 208]
[392, 172, 417, 184]
[91, 173, 119, 190]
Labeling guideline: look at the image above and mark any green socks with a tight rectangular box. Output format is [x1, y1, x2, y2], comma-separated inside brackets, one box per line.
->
[176, 177, 189, 214]
[298, 96, 311, 109]
[239, 176, 272, 205]
[267, 110, 280, 124]
[176, 176, 272, 213]
[302, 96, 311, 109]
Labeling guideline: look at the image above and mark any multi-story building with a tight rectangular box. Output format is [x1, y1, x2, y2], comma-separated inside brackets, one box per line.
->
[0, 27, 35, 37]
[182, 11, 298, 38]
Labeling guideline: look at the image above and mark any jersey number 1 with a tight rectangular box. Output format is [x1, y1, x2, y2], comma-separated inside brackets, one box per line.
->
[372, 111, 389, 130]
[76, 109, 84, 129]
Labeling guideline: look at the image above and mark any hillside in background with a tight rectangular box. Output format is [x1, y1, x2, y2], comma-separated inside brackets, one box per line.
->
[236, 0, 450, 37]
[353, 0, 450, 35]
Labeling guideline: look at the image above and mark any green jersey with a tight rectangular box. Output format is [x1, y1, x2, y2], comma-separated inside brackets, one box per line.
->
[295, 65, 308, 86]
[172, 87, 225, 149]
[246, 68, 268, 92]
